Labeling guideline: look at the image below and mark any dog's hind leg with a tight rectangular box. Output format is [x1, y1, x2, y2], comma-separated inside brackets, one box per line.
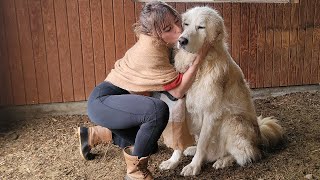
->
[222, 115, 262, 166]
[159, 149, 182, 170]
[212, 155, 235, 169]
[229, 142, 261, 166]
[183, 146, 197, 156]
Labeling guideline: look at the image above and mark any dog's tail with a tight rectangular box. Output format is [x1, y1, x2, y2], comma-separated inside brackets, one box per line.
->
[257, 116, 284, 147]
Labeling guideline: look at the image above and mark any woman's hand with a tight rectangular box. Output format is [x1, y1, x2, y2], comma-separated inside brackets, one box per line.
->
[168, 43, 211, 99]
[193, 43, 211, 66]
[167, 44, 210, 99]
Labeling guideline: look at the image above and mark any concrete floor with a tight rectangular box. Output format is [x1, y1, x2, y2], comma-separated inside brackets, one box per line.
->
[0, 84, 319, 122]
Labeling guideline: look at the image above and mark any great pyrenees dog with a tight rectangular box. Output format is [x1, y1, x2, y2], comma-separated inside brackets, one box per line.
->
[159, 7, 284, 176]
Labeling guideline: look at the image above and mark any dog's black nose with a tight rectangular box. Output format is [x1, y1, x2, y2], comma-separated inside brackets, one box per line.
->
[178, 37, 188, 46]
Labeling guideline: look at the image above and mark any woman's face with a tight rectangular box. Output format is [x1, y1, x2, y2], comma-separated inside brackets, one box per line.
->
[161, 14, 182, 46]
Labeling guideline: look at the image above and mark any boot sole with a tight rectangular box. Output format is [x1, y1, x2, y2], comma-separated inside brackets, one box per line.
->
[77, 127, 94, 160]
[77, 127, 87, 160]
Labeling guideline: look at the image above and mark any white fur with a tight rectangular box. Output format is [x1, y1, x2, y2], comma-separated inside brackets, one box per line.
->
[159, 150, 182, 170]
[161, 7, 284, 176]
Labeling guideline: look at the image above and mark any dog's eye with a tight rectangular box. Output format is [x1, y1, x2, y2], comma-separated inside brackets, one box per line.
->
[197, 26, 205, 29]
[184, 23, 189, 26]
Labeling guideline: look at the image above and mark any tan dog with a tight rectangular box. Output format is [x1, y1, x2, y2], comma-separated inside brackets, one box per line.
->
[160, 6, 284, 176]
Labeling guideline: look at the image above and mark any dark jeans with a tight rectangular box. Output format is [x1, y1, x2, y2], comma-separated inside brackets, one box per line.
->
[87, 81, 169, 158]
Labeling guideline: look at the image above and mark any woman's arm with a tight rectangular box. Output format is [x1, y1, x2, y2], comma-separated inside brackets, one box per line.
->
[168, 44, 210, 99]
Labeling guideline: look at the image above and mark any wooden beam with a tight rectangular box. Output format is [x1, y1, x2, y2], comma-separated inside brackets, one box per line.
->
[133, 0, 299, 3]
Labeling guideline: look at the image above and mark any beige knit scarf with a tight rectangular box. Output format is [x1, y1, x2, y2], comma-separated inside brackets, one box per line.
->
[105, 34, 179, 92]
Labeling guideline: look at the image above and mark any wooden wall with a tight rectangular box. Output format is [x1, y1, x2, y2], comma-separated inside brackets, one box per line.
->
[0, 0, 319, 106]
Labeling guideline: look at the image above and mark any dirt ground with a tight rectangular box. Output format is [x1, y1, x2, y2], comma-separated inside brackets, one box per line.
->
[0, 91, 319, 180]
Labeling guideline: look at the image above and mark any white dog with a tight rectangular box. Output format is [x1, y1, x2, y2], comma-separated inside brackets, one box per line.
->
[159, 7, 284, 176]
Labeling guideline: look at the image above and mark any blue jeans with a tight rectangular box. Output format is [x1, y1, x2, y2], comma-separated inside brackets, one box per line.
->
[87, 81, 169, 157]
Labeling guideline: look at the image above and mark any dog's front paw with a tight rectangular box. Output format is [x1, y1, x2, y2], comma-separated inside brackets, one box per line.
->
[183, 146, 196, 156]
[159, 159, 179, 170]
[180, 163, 201, 176]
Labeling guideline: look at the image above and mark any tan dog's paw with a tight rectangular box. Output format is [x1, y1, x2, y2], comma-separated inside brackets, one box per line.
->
[183, 146, 196, 156]
[212, 156, 235, 169]
[180, 163, 201, 176]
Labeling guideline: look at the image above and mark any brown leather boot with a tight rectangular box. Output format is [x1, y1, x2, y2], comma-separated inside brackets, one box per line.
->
[123, 146, 154, 180]
[78, 126, 112, 160]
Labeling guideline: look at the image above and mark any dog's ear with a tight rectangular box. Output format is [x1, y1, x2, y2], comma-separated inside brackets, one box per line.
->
[215, 21, 226, 42]
[205, 10, 226, 45]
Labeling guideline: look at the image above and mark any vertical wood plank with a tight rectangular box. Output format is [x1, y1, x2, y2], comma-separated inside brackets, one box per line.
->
[0, 2, 5, 106]
[202, 3, 210, 7]
[135, 2, 143, 23]
[272, 4, 282, 87]
[240, 4, 249, 80]
[167, 2, 176, 9]
[256, 3, 266, 88]
[304, 0, 315, 84]
[124, 0, 136, 49]
[288, 2, 299, 85]
[248, 4, 258, 88]
[265, 4, 274, 87]
[175, 3, 186, 14]
[29, 0, 51, 103]
[186, 2, 203, 9]
[223, 3, 232, 52]
[0, 1, 13, 106]
[91, 0, 106, 84]
[42, 0, 63, 102]
[297, 0, 306, 85]
[66, 0, 85, 101]
[281, 3, 290, 86]
[102, 0, 116, 74]
[231, 3, 240, 65]
[16, 0, 38, 105]
[113, 0, 126, 60]
[54, 0, 74, 102]
[3, 0, 26, 105]
[313, 0, 320, 83]
[185, 3, 192, 9]
[78, 0, 96, 99]
[134, 2, 143, 42]
[214, 3, 223, 16]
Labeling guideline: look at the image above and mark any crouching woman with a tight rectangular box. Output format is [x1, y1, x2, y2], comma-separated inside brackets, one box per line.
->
[77, 1, 206, 179]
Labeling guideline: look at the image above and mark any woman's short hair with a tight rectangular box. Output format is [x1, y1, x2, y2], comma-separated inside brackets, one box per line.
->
[134, 1, 181, 39]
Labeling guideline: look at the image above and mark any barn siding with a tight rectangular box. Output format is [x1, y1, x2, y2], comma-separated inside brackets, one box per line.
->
[0, 0, 319, 106]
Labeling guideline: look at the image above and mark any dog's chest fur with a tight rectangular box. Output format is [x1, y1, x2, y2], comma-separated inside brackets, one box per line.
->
[185, 54, 225, 133]
[186, 52, 226, 108]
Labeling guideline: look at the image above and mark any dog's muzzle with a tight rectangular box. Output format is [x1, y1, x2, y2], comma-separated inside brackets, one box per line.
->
[178, 37, 188, 47]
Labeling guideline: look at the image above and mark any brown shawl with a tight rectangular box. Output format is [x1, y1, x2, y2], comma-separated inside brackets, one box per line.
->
[106, 34, 195, 151]
[105, 34, 179, 92]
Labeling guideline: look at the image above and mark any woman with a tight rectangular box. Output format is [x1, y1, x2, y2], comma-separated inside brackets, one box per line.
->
[78, 1, 207, 179]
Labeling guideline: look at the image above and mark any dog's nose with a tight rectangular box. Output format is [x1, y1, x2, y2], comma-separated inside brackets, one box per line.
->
[178, 37, 188, 46]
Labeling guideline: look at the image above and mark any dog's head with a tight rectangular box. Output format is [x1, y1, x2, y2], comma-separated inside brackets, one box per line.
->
[178, 7, 226, 53]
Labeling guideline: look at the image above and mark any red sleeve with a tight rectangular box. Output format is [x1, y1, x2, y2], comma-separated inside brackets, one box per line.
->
[163, 73, 183, 91]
